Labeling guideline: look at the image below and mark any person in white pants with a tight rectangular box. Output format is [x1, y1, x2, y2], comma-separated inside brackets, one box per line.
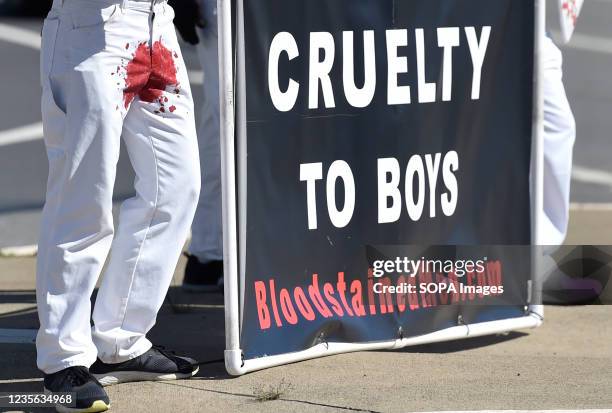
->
[171, 0, 224, 291]
[38, 0, 201, 410]
[539, 35, 596, 305]
[540, 35, 576, 246]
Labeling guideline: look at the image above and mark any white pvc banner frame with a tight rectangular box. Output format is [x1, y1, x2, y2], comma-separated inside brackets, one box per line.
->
[218, 0, 546, 376]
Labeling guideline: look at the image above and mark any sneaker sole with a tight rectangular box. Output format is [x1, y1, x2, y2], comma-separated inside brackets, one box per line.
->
[56, 400, 110, 413]
[93, 366, 199, 386]
[44, 389, 109, 413]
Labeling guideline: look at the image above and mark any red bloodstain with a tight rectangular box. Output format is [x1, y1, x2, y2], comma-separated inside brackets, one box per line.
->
[169, 105, 176, 113]
[123, 41, 178, 111]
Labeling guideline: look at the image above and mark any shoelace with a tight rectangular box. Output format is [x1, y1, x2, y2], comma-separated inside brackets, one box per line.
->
[151, 345, 180, 360]
[61, 366, 96, 387]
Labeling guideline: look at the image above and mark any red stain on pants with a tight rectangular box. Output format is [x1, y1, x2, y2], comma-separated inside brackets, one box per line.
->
[123, 41, 178, 110]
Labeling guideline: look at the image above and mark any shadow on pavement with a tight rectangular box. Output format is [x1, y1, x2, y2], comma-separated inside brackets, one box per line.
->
[0, 1, 52, 17]
[0, 286, 535, 390]
[394, 331, 528, 354]
[0, 286, 229, 389]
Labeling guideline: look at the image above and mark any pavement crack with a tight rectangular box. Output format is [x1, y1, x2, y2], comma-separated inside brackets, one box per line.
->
[279, 397, 381, 412]
[153, 381, 381, 412]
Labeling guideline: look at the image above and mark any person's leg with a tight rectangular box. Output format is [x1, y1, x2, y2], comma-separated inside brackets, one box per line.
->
[538, 38, 599, 303]
[91, 1, 201, 365]
[36, 2, 131, 410]
[36, 2, 125, 375]
[187, 0, 222, 265]
[540, 36, 576, 245]
[182, 0, 223, 291]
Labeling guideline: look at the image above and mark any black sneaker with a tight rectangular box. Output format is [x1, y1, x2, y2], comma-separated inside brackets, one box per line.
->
[182, 254, 223, 292]
[90, 345, 199, 386]
[43, 366, 110, 413]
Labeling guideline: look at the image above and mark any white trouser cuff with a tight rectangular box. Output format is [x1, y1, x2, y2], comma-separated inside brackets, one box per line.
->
[40, 355, 97, 375]
[94, 335, 152, 365]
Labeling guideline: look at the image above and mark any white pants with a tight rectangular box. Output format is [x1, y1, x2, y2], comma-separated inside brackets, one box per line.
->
[540, 36, 576, 245]
[188, 0, 223, 263]
[37, 0, 200, 374]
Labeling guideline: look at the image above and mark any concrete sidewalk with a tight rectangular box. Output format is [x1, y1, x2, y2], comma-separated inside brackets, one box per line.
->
[0, 210, 611, 412]
[566, 206, 612, 244]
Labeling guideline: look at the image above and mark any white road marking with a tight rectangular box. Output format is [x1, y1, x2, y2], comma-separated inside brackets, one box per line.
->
[188, 70, 204, 85]
[0, 122, 43, 147]
[0, 328, 37, 344]
[0, 244, 38, 257]
[0, 23, 43, 148]
[0, 378, 43, 384]
[571, 202, 612, 211]
[0, 21, 201, 147]
[0, 22, 207, 83]
[0, 23, 41, 50]
[0, 21, 200, 146]
[572, 165, 612, 190]
[564, 32, 612, 55]
[550, 29, 612, 55]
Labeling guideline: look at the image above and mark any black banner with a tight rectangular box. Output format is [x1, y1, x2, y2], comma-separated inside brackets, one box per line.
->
[239, 0, 535, 359]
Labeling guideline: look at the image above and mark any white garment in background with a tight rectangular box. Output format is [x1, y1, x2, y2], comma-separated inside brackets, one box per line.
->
[37, 0, 200, 374]
[540, 36, 576, 245]
[188, 0, 223, 264]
